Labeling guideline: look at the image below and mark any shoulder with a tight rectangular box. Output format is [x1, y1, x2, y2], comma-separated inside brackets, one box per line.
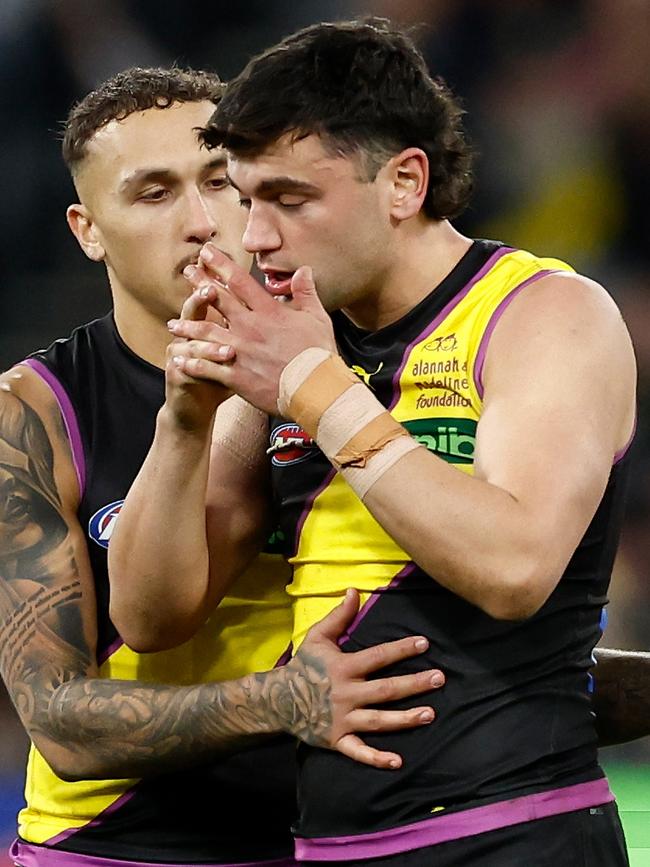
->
[0, 364, 81, 509]
[485, 270, 634, 364]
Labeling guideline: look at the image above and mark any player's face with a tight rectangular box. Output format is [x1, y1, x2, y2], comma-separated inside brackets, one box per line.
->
[73, 101, 250, 321]
[227, 134, 396, 312]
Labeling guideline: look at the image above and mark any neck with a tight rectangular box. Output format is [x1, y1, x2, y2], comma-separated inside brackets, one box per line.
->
[342, 220, 473, 331]
[112, 290, 171, 370]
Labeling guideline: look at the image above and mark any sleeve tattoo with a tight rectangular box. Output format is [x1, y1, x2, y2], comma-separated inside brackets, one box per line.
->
[0, 389, 335, 778]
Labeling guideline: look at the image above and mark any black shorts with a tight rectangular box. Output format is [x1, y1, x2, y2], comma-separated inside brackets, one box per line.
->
[305, 802, 629, 867]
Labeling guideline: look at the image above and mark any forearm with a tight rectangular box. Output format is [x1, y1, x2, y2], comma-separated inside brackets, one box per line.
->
[592, 648, 650, 746]
[40, 665, 303, 781]
[108, 406, 214, 649]
[361, 447, 545, 618]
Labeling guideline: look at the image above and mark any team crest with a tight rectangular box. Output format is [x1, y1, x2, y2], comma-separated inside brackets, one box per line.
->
[88, 500, 124, 548]
[268, 423, 317, 466]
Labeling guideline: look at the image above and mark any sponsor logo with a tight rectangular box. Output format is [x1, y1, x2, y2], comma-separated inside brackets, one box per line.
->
[350, 361, 384, 388]
[268, 423, 317, 466]
[403, 418, 476, 464]
[424, 333, 458, 352]
[88, 499, 124, 548]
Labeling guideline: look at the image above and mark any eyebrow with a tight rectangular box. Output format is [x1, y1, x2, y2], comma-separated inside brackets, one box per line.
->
[227, 174, 322, 198]
[119, 155, 228, 193]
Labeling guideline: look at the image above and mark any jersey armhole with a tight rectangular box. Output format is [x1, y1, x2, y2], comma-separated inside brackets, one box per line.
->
[472, 268, 563, 400]
[19, 358, 86, 500]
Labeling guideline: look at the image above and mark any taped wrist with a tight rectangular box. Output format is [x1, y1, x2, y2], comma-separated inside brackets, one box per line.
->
[278, 348, 421, 499]
[212, 395, 268, 470]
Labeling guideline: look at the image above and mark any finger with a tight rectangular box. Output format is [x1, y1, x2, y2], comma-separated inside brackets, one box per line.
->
[335, 733, 403, 770]
[179, 283, 216, 322]
[172, 351, 236, 383]
[168, 319, 231, 344]
[345, 635, 432, 677]
[353, 669, 444, 705]
[306, 588, 361, 642]
[347, 705, 435, 732]
[200, 243, 273, 312]
[290, 265, 322, 314]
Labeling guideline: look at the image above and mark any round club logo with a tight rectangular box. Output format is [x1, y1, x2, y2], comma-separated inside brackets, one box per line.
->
[88, 500, 124, 548]
[268, 423, 316, 466]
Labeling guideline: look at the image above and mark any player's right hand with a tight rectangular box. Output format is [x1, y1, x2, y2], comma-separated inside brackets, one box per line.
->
[284, 588, 445, 769]
[164, 277, 233, 432]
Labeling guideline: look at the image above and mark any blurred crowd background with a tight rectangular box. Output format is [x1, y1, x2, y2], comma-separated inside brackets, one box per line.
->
[1, 0, 649, 858]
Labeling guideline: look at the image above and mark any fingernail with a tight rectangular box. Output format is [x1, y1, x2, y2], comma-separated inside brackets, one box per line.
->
[167, 319, 179, 330]
[217, 345, 231, 358]
[199, 286, 211, 298]
[419, 709, 434, 723]
[172, 355, 184, 365]
[183, 265, 197, 278]
[430, 673, 444, 687]
[388, 758, 400, 769]
[199, 246, 213, 263]
[414, 637, 428, 652]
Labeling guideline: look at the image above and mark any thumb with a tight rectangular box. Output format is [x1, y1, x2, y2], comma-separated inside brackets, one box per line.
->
[290, 266, 322, 313]
[309, 588, 360, 642]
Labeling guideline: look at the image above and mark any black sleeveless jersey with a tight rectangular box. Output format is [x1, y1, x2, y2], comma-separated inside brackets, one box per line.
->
[16, 314, 297, 866]
[268, 243, 631, 860]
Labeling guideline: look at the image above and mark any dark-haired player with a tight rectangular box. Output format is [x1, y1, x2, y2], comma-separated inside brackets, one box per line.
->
[0, 65, 447, 867]
[111, 20, 646, 866]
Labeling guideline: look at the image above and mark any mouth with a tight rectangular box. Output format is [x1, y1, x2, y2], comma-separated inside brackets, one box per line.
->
[176, 253, 200, 276]
[262, 269, 295, 297]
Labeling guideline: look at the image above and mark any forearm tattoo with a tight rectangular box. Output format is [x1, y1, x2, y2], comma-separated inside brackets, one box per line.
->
[0, 389, 335, 777]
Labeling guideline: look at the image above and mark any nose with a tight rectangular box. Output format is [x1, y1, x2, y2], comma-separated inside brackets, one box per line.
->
[242, 203, 281, 255]
[184, 189, 218, 244]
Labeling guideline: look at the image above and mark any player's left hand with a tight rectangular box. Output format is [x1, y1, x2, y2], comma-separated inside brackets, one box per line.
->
[169, 242, 337, 415]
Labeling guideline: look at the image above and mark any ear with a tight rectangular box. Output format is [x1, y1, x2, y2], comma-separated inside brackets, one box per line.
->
[66, 203, 106, 262]
[388, 148, 429, 222]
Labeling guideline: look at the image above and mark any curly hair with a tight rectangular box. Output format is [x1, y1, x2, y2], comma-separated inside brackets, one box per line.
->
[203, 18, 473, 220]
[62, 66, 224, 174]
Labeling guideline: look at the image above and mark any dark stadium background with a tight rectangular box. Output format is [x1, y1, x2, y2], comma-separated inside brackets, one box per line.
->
[1, 1, 648, 863]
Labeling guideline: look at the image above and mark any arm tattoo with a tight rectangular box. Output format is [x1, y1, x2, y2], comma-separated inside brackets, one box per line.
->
[0, 390, 337, 778]
[0, 393, 92, 739]
[46, 648, 333, 777]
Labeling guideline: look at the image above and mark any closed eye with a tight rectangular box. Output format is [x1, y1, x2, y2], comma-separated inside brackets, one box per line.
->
[137, 187, 169, 202]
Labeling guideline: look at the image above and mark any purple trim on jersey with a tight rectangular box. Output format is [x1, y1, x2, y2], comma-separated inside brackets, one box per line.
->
[44, 790, 138, 847]
[294, 777, 614, 861]
[96, 635, 125, 667]
[275, 642, 293, 667]
[614, 414, 636, 464]
[473, 269, 559, 400]
[20, 358, 86, 497]
[291, 467, 337, 557]
[10, 839, 297, 867]
[337, 563, 417, 648]
[388, 246, 514, 411]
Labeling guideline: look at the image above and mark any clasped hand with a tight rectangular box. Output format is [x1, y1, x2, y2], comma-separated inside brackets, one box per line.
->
[167, 242, 338, 416]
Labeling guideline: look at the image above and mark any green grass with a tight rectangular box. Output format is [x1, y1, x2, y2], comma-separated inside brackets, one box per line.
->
[602, 761, 650, 866]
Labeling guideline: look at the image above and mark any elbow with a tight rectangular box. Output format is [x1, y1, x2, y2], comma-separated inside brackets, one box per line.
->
[109, 601, 199, 653]
[480, 560, 560, 622]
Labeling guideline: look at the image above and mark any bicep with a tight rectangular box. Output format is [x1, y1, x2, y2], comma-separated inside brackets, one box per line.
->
[475, 273, 636, 570]
[0, 376, 98, 747]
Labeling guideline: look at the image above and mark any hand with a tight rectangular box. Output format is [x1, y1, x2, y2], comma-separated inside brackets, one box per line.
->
[167, 242, 337, 415]
[164, 286, 233, 432]
[283, 589, 444, 769]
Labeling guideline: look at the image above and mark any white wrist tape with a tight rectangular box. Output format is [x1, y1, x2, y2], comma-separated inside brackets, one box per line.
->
[212, 395, 268, 470]
[278, 349, 422, 499]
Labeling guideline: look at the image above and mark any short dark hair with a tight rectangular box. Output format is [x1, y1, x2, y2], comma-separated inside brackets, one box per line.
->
[203, 18, 473, 220]
[62, 66, 224, 174]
